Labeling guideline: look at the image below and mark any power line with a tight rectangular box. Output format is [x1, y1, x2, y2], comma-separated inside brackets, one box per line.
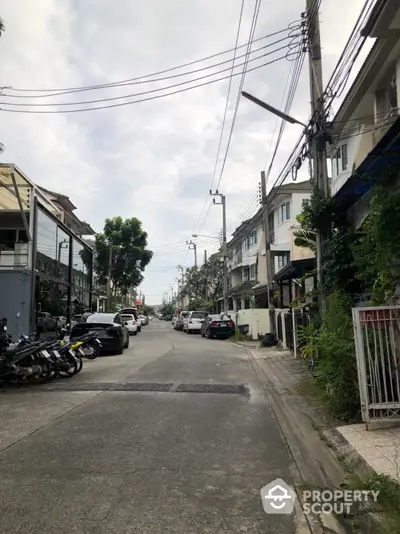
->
[4, 26, 301, 95]
[191, 0, 246, 240]
[0, 53, 292, 114]
[215, 0, 263, 192]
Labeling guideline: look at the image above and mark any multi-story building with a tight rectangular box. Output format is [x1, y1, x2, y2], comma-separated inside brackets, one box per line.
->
[0, 163, 95, 337]
[329, 0, 400, 229]
[227, 180, 313, 311]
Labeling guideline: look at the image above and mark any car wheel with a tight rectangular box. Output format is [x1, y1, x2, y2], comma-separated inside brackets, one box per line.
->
[116, 339, 124, 355]
[133, 331, 138, 336]
[124, 333, 129, 349]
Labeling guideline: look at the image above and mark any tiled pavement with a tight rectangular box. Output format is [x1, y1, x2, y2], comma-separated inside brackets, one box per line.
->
[337, 424, 400, 480]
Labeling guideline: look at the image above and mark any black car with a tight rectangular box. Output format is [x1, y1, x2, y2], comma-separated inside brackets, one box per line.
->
[201, 314, 235, 339]
[70, 312, 129, 354]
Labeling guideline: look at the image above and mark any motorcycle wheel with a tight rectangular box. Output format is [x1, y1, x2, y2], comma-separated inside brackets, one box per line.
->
[28, 356, 51, 384]
[75, 354, 83, 373]
[57, 353, 78, 378]
[85, 345, 97, 360]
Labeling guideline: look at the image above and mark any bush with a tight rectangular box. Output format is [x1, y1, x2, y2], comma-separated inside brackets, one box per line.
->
[297, 291, 360, 421]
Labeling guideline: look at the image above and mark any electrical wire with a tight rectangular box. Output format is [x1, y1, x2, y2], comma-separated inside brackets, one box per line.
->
[190, 0, 246, 241]
[0, 53, 290, 114]
[4, 26, 300, 96]
[214, 0, 263, 193]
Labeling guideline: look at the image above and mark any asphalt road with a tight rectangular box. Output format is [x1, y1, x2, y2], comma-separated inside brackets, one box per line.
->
[0, 319, 306, 533]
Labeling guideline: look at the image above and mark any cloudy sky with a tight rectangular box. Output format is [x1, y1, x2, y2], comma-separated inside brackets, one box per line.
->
[0, 0, 371, 304]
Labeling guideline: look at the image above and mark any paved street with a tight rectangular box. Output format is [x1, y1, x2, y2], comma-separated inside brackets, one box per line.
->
[0, 320, 307, 533]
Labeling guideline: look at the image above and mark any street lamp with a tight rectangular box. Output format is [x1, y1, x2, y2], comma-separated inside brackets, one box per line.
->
[241, 91, 307, 128]
[192, 233, 221, 240]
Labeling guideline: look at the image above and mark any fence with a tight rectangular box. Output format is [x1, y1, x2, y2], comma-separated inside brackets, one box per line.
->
[352, 306, 400, 428]
[274, 308, 310, 353]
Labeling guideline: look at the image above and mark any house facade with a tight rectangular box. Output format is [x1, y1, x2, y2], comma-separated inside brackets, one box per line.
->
[329, 0, 400, 229]
[0, 163, 95, 337]
[227, 180, 313, 313]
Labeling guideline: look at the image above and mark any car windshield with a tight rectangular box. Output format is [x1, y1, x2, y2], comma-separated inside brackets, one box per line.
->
[86, 313, 116, 324]
[191, 312, 207, 319]
[181, 312, 189, 317]
[121, 315, 133, 320]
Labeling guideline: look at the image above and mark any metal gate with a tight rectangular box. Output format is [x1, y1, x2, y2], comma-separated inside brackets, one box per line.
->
[352, 306, 400, 427]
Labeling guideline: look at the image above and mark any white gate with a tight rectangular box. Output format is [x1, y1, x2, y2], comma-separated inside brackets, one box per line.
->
[352, 306, 400, 428]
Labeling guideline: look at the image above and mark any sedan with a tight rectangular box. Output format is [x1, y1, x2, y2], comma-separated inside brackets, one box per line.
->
[70, 312, 129, 354]
[201, 314, 235, 339]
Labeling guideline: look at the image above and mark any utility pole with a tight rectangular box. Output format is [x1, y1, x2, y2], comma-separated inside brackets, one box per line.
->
[210, 190, 228, 315]
[260, 171, 276, 336]
[186, 240, 197, 267]
[306, 0, 329, 304]
[106, 242, 113, 312]
[204, 250, 208, 301]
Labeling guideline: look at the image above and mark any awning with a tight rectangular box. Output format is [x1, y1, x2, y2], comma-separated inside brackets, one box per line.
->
[252, 282, 268, 293]
[273, 258, 316, 282]
[331, 117, 400, 211]
[229, 280, 256, 296]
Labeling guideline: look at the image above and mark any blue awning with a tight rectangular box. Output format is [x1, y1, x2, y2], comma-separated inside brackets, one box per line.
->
[331, 117, 400, 211]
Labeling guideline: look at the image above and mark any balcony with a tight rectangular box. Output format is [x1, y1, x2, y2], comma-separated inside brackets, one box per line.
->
[0, 243, 29, 269]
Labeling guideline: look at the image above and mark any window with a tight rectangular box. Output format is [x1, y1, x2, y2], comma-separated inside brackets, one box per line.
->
[0, 229, 16, 249]
[341, 144, 348, 171]
[278, 202, 290, 224]
[334, 148, 341, 175]
[243, 267, 250, 281]
[277, 252, 290, 270]
[245, 230, 257, 249]
[249, 264, 256, 280]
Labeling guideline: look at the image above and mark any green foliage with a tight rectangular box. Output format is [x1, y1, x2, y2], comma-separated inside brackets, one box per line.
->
[303, 292, 359, 420]
[187, 298, 211, 311]
[95, 216, 153, 296]
[296, 322, 321, 361]
[142, 304, 154, 315]
[351, 181, 400, 304]
[293, 229, 317, 252]
[159, 302, 175, 317]
[179, 257, 223, 303]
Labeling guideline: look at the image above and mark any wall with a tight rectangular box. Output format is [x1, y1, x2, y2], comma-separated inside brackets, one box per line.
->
[290, 227, 315, 261]
[0, 270, 32, 338]
[271, 192, 310, 272]
[235, 308, 271, 340]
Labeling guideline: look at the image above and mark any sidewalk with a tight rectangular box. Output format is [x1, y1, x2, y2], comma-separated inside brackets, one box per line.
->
[247, 346, 400, 483]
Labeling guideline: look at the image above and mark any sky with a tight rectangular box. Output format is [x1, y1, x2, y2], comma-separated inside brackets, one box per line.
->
[0, 0, 372, 304]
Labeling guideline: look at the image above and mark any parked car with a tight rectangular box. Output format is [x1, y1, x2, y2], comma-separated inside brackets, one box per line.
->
[139, 314, 148, 326]
[141, 315, 149, 325]
[70, 314, 82, 330]
[70, 312, 129, 354]
[37, 312, 57, 332]
[201, 314, 235, 339]
[121, 313, 138, 335]
[175, 311, 189, 331]
[120, 308, 141, 332]
[183, 311, 208, 334]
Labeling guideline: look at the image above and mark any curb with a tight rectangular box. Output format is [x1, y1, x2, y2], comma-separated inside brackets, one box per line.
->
[322, 427, 375, 479]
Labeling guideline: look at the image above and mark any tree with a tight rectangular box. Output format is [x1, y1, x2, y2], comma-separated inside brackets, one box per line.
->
[94, 217, 153, 296]
[143, 304, 154, 315]
[179, 257, 223, 307]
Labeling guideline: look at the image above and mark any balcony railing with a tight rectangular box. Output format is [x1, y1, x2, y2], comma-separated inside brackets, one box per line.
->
[0, 243, 29, 268]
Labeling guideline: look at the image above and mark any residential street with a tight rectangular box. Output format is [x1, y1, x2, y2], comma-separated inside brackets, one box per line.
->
[0, 320, 312, 533]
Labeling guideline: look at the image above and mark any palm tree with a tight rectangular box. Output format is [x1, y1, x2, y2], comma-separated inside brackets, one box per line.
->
[293, 229, 317, 252]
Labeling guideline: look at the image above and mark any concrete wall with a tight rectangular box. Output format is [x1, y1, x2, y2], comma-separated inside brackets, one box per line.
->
[0, 270, 32, 338]
[235, 308, 271, 340]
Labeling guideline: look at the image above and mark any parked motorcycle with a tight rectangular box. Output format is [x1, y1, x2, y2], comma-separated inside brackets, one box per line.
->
[0, 327, 51, 384]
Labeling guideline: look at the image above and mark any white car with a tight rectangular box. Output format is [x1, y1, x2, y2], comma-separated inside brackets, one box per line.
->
[121, 313, 138, 336]
[183, 311, 208, 334]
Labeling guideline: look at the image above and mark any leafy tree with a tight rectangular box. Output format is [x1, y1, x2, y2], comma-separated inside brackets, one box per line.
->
[160, 302, 175, 317]
[95, 217, 153, 296]
[143, 304, 154, 315]
[179, 257, 223, 303]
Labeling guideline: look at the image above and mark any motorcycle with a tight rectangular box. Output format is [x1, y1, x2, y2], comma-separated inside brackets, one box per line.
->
[0, 326, 51, 384]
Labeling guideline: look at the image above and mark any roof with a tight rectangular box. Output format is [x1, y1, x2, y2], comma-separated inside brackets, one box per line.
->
[361, 0, 400, 38]
[39, 186, 77, 211]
